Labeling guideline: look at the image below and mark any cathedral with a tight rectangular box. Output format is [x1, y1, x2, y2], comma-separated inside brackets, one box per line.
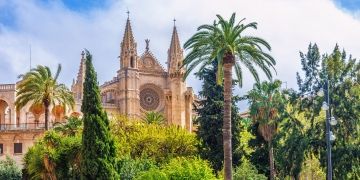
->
[0, 16, 194, 166]
[71, 16, 194, 131]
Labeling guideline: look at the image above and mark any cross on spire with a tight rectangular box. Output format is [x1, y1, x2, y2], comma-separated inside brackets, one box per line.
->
[173, 18, 176, 26]
[126, 10, 130, 19]
[145, 39, 150, 51]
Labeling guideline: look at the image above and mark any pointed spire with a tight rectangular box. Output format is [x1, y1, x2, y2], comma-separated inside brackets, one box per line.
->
[168, 19, 184, 76]
[121, 14, 136, 52]
[169, 20, 182, 57]
[76, 51, 86, 84]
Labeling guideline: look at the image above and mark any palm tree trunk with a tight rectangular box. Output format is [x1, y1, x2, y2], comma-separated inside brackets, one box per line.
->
[223, 54, 234, 180]
[269, 141, 276, 180]
[44, 102, 49, 130]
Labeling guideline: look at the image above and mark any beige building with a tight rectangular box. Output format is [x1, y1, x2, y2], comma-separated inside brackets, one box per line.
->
[0, 16, 194, 167]
[72, 17, 194, 130]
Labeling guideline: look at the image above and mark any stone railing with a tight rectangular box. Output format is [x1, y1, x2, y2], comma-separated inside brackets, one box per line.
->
[0, 123, 52, 131]
[0, 84, 15, 92]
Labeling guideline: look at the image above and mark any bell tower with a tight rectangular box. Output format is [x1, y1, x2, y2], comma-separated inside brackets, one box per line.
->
[118, 13, 140, 117]
[119, 13, 138, 69]
[166, 20, 192, 130]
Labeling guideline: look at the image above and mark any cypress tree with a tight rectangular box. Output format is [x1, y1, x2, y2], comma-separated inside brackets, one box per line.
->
[195, 61, 243, 172]
[81, 50, 119, 179]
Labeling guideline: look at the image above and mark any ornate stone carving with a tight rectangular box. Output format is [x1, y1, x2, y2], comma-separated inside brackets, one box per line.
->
[140, 88, 160, 111]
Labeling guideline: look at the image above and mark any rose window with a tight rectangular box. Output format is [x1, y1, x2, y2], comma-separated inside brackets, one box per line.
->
[140, 88, 160, 111]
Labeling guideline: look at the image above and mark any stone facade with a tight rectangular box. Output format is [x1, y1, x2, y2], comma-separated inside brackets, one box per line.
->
[71, 17, 194, 131]
[0, 83, 49, 167]
[0, 16, 194, 167]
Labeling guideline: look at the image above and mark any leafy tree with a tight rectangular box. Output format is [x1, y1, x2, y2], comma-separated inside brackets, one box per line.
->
[16, 64, 74, 130]
[116, 156, 156, 180]
[298, 153, 325, 180]
[233, 159, 267, 180]
[142, 111, 166, 125]
[194, 62, 243, 172]
[80, 50, 118, 179]
[24, 126, 82, 179]
[53, 116, 83, 136]
[111, 115, 199, 164]
[245, 80, 286, 179]
[247, 122, 269, 176]
[183, 13, 275, 179]
[0, 156, 22, 180]
[296, 44, 360, 179]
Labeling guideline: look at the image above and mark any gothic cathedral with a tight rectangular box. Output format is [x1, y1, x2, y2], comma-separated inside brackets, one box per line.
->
[71, 17, 194, 131]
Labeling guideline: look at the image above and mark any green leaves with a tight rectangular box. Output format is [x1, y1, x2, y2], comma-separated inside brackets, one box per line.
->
[15, 63, 75, 130]
[111, 115, 199, 164]
[183, 12, 275, 87]
[80, 50, 119, 179]
[0, 156, 22, 180]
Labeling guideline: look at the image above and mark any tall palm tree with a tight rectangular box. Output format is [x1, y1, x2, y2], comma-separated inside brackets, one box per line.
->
[16, 64, 74, 130]
[246, 80, 285, 180]
[183, 13, 276, 179]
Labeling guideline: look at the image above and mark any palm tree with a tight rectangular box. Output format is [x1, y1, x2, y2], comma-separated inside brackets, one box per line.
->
[246, 80, 285, 179]
[183, 13, 276, 179]
[16, 64, 74, 130]
[142, 111, 166, 125]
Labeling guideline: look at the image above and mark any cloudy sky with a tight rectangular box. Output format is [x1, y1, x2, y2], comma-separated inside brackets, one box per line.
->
[0, 0, 359, 109]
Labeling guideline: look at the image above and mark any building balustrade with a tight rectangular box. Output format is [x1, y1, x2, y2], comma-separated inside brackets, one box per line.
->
[0, 84, 15, 91]
[0, 123, 53, 131]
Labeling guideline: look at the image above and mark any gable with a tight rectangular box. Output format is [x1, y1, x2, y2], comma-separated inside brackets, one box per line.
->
[138, 51, 166, 73]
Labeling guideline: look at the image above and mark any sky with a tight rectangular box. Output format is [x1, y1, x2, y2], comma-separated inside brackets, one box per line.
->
[0, 0, 360, 110]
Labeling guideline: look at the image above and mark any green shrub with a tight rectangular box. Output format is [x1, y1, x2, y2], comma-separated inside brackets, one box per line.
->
[116, 156, 157, 180]
[233, 159, 267, 180]
[137, 157, 216, 180]
[111, 115, 199, 164]
[24, 119, 82, 179]
[135, 169, 167, 180]
[0, 156, 22, 180]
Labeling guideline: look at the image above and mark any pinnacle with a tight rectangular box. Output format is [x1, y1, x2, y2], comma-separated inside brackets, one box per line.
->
[169, 25, 181, 55]
[121, 18, 136, 50]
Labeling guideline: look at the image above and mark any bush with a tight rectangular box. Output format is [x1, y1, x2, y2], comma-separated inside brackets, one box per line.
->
[111, 115, 199, 164]
[135, 169, 168, 180]
[136, 157, 217, 180]
[0, 156, 22, 180]
[233, 159, 267, 180]
[116, 156, 157, 180]
[24, 119, 82, 179]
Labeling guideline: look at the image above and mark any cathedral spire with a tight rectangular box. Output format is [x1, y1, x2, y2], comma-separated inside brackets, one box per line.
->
[76, 51, 86, 84]
[169, 20, 182, 58]
[168, 19, 184, 77]
[120, 13, 137, 69]
[121, 14, 136, 52]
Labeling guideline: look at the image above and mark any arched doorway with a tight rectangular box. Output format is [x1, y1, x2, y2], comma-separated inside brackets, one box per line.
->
[0, 99, 11, 129]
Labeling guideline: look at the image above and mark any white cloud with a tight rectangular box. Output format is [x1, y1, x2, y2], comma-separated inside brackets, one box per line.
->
[0, 0, 360, 109]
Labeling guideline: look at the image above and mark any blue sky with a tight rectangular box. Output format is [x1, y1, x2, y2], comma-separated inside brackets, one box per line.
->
[1, 0, 360, 110]
[334, 0, 360, 11]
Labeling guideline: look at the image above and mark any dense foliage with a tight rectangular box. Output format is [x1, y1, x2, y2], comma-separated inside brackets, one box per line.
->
[24, 117, 82, 179]
[245, 80, 286, 179]
[136, 157, 216, 180]
[111, 115, 199, 164]
[0, 156, 22, 180]
[233, 159, 267, 180]
[295, 44, 360, 179]
[80, 50, 119, 179]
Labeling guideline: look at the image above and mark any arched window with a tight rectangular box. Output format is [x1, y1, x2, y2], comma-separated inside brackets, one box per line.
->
[130, 56, 135, 68]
